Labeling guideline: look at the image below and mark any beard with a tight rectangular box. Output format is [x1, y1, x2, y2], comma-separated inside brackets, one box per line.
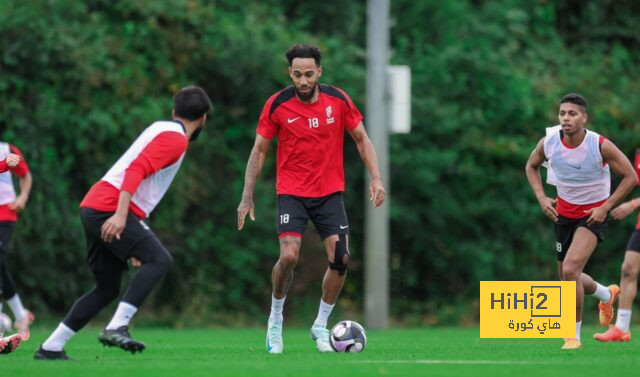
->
[190, 125, 203, 141]
[295, 84, 317, 102]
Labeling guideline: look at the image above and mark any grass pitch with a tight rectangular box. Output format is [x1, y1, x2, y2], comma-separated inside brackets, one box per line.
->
[2, 326, 639, 377]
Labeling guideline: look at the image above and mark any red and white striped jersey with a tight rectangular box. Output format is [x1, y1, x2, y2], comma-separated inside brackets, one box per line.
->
[80, 121, 188, 218]
[0, 142, 30, 222]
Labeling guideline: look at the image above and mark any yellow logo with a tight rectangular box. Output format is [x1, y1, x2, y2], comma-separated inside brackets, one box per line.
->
[480, 281, 576, 338]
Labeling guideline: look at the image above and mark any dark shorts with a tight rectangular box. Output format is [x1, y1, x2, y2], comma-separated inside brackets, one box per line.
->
[555, 215, 609, 261]
[277, 192, 349, 240]
[0, 222, 15, 255]
[626, 230, 640, 253]
[81, 208, 159, 273]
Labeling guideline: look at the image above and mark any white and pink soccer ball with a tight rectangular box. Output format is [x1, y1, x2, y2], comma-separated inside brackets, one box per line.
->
[329, 320, 367, 353]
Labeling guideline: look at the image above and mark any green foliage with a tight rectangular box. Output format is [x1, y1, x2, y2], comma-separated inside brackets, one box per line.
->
[1, 0, 639, 325]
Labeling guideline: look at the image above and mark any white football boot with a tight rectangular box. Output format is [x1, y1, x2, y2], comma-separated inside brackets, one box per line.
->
[310, 324, 333, 352]
[266, 318, 283, 354]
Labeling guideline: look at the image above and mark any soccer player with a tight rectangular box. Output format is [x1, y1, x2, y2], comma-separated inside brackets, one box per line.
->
[0, 149, 29, 355]
[525, 93, 636, 350]
[594, 149, 640, 342]
[237, 44, 385, 354]
[34, 86, 212, 360]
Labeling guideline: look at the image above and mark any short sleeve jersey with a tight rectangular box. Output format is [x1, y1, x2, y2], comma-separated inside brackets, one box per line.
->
[256, 84, 363, 197]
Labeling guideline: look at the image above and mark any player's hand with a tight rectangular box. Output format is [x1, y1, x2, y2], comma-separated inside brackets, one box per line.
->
[611, 201, 636, 220]
[584, 205, 608, 225]
[8, 195, 27, 213]
[369, 177, 386, 208]
[5, 153, 20, 168]
[237, 196, 255, 230]
[130, 258, 142, 267]
[537, 196, 558, 222]
[101, 212, 127, 242]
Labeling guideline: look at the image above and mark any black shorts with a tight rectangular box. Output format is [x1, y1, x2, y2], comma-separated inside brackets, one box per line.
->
[626, 230, 640, 253]
[0, 222, 15, 255]
[277, 192, 349, 240]
[81, 208, 157, 273]
[555, 215, 608, 261]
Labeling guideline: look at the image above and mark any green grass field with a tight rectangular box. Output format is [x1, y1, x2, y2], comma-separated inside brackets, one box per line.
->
[2, 326, 639, 376]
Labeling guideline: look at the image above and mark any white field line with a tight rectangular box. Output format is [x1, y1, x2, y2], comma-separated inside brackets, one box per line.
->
[349, 359, 571, 365]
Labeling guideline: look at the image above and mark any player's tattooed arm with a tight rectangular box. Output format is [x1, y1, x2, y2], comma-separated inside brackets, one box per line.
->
[238, 134, 271, 230]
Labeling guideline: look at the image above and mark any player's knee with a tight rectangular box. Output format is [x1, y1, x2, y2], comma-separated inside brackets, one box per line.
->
[329, 234, 350, 276]
[279, 250, 299, 269]
[621, 260, 639, 280]
[157, 251, 174, 273]
[561, 263, 580, 281]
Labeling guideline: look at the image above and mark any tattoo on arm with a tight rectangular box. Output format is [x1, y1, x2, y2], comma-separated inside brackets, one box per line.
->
[242, 147, 265, 200]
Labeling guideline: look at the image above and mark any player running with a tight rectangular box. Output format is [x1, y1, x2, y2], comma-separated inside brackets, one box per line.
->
[0, 148, 30, 355]
[525, 93, 636, 350]
[34, 86, 212, 360]
[594, 149, 640, 342]
[237, 44, 385, 354]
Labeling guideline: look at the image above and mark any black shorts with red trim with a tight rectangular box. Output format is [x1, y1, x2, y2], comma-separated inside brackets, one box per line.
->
[277, 192, 349, 240]
[555, 215, 608, 261]
[626, 230, 640, 253]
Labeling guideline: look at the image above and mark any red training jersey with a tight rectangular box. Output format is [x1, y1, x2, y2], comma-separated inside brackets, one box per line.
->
[257, 84, 363, 197]
[0, 144, 30, 222]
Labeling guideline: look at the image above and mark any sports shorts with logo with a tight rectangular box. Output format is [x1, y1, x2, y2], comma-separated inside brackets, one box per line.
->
[277, 192, 349, 239]
[626, 230, 640, 253]
[81, 207, 158, 273]
[555, 215, 608, 261]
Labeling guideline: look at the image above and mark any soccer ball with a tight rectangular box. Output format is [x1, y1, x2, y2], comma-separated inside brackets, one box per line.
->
[0, 313, 12, 334]
[329, 320, 367, 352]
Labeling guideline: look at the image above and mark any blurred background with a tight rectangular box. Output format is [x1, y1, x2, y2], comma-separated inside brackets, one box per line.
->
[1, 0, 639, 328]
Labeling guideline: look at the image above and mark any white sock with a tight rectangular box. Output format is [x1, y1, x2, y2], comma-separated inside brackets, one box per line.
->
[42, 323, 75, 351]
[269, 295, 286, 323]
[576, 321, 582, 340]
[6, 294, 28, 320]
[616, 309, 632, 332]
[592, 283, 612, 303]
[313, 300, 335, 328]
[105, 302, 138, 330]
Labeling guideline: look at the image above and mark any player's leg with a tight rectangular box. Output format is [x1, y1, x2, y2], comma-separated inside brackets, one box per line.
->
[309, 193, 350, 352]
[35, 268, 122, 360]
[35, 208, 125, 360]
[266, 235, 302, 354]
[0, 221, 34, 340]
[267, 195, 308, 354]
[595, 232, 640, 341]
[561, 226, 598, 348]
[99, 226, 172, 353]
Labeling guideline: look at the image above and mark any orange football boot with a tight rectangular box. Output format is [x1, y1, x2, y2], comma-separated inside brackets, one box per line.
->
[594, 325, 631, 342]
[598, 285, 620, 326]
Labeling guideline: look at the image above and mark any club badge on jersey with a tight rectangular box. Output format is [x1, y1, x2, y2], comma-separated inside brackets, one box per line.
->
[326, 105, 334, 124]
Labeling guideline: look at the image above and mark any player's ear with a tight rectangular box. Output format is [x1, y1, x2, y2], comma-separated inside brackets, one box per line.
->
[288, 66, 293, 78]
[172, 109, 176, 118]
[317, 66, 323, 78]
